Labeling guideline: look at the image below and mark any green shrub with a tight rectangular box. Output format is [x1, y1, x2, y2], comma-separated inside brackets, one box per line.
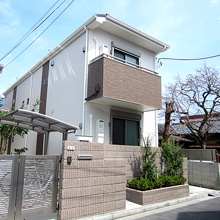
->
[127, 177, 154, 191]
[127, 137, 187, 192]
[161, 139, 184, 177]
[127, 175, 187, 191]
[139, 137, 158, 182]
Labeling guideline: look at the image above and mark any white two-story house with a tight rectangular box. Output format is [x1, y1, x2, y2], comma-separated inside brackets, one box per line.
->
[3, 14, 169, 155]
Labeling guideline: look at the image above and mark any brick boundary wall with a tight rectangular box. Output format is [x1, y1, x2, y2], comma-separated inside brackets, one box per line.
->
[59, 142, 188, 219]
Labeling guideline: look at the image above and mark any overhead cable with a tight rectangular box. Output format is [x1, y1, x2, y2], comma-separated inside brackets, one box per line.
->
[4, 0, 75, 69]
[158, 54, 220, 62]
[0, 0, 66, 62]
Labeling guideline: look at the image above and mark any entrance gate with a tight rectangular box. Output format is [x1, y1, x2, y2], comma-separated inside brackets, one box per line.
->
[0, 155, 59, 220]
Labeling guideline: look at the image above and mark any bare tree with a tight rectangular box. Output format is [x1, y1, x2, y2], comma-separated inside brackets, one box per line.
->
[163, 101, 175, 142]
[166, 63, 220, 149]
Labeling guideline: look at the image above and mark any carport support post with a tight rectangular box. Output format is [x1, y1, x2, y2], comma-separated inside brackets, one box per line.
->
[44, 132, 49, 155]
[63, 132, 68, 141]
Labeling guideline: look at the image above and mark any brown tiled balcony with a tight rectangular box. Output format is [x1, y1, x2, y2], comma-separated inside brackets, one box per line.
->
[87, 54, 162, 111]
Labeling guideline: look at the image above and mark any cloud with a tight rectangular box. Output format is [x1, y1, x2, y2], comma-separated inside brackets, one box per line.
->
[210, 0, 219, 3]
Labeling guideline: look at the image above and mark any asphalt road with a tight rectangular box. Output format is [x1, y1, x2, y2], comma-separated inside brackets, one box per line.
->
[119, 196, 220, 220]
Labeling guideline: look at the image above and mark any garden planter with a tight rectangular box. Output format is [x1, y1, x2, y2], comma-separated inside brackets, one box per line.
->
[126, 184, 189, 205]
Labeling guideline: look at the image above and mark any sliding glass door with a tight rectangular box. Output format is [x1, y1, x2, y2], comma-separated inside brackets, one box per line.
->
[112, 118, 139, 146]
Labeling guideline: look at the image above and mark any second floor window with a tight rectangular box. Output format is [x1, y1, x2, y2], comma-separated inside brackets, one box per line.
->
[112, 41, 140, 66]
[114, 49, 139, 66]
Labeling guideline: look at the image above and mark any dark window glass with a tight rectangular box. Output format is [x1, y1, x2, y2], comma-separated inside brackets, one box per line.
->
[44, 78, 48, 86]
[113, 118, 125, 145]
[114, 49, 139, 66]
[114, 50, 125, 60]
[125, 120, 139, 146]
[112, 118, 139, 146]
[126, 54, 139, 65]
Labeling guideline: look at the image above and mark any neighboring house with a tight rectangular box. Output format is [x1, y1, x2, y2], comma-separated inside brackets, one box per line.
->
[2, 14, 170, 155]
[158, 123, 194, 147]
[171, 113, 220, 151]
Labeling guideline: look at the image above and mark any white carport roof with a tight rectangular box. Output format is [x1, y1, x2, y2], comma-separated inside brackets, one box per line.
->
[0, 109, 79, 155]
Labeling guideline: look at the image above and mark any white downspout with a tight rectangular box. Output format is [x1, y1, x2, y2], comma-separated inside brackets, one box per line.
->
[90, 114, 93, 137]
[92, 36, 98, 57]
[82, 25, 88, 135]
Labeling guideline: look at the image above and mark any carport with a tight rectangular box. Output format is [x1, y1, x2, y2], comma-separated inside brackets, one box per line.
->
[0, 109, 79, 155]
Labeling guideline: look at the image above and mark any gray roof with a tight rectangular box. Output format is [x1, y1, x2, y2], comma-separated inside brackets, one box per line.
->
[171, 119, 220, 135]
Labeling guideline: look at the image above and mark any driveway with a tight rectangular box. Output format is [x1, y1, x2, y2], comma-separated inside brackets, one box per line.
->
[119, 196, 220, 220]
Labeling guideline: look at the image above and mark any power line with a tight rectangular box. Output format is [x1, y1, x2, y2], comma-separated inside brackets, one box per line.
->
[156, 54, 220, 69]
[4, 0, 75, 69]
[158, 54, 220, 62]
[0, 0, 66, 62]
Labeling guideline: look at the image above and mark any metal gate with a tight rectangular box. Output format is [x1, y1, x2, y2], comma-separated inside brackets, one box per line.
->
[0, 155, 59, 220]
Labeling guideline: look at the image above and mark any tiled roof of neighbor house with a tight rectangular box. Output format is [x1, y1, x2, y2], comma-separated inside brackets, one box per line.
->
[181, 113, 220, 121]
[171, 119, 220, 135]
[158, 123, 194, 142]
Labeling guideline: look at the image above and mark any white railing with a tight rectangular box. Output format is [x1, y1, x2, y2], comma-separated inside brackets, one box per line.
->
[90, 53, 159, 75]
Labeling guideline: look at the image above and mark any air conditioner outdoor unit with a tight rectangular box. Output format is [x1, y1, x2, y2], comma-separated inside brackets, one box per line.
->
[99, 45, 108, 55]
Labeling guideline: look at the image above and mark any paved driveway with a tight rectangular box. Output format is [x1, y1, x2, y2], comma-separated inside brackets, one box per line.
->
[120, 196, 220, 220]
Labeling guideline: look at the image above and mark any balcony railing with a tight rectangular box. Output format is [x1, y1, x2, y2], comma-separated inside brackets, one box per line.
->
[90, 53, 158, 75]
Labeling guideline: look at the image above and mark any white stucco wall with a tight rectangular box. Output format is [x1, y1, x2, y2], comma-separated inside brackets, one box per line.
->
[3, 90, 13, 109]
[15, 76, 31, 110]
[45, 33, 86, 155]
[142, 111, 158, 147]
[8, 67, 42, 155]
[88, 28, 156, 71]
[28, 67, 43, 112]
[84, 102, 111, 144]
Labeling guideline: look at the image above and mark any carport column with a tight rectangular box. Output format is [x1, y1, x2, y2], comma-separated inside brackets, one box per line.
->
[44, 132, 49, 155]
[63, 132, 68, 141]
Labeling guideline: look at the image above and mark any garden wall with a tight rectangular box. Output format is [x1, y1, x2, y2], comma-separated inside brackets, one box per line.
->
[188, 161, 220, 189]
[59, 141, 188, 219]
[126, 184, 189, 205]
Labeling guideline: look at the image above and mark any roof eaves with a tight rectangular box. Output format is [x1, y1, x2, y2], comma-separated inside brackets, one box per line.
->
[105, 14, 170, 52]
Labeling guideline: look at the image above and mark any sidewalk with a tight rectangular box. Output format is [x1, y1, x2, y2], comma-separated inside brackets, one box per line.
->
[27, 185, 220, 220]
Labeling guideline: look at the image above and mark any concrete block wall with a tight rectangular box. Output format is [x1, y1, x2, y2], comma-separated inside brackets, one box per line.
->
[59, 142, 126, 220]
[188, 161, 220, 189]
[59, 142, 188, 219]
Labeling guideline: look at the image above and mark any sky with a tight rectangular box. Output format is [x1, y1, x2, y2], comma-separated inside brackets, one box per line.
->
[0, 0, 220, 97]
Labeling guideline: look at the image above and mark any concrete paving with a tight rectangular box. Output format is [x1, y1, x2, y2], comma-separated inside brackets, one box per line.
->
[26, 185, 220, 220]
[118, 196, 220, 220]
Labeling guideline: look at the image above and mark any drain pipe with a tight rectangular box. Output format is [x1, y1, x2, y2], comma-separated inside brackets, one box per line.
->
[90, 114, 93, 137]
[92, 36, 98, 57]
[82, 25, 88, 135]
